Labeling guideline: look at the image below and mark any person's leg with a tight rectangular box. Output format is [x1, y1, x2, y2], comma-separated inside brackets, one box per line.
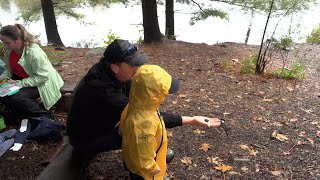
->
[72, 128, 122, 155]
[129, 172, 144, 180]
[70, 129, 122, 179]
[0, 87, 48, 118]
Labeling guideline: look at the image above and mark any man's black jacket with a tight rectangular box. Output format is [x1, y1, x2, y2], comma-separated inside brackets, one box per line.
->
[67, 60, 182, 145]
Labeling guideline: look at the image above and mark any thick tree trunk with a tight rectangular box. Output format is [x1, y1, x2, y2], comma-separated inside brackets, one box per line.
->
[165, 0, 175, 40]
[142, 0, 164, 43]
[40, 0, 64, 47]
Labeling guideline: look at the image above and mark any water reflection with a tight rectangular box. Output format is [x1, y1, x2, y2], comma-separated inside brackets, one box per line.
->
[1, 3, 320, 48]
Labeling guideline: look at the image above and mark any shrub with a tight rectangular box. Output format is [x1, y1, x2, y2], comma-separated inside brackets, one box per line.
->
[274, 63, 304, 79]
[306, 24, 320, 44]
[240, 54, 258, 74]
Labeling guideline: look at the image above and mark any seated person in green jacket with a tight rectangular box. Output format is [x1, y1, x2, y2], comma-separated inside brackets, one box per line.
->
[0, 24, 64, 119]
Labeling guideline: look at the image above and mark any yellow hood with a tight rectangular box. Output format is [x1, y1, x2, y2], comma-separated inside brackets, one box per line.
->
[120, 65, 172, 179]
[129, 64, 172, 110]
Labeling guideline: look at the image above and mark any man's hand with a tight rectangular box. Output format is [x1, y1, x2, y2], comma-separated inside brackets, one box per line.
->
[182, 116, 221, 128]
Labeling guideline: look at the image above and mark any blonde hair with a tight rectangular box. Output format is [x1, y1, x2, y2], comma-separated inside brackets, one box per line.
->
[0, 23, 36, 47]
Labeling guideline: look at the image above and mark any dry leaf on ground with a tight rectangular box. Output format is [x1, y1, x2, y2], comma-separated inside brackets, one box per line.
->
[262, 98, 273, 102]
[214, 164, 233, 172]
[193, 129, 205, 134]
[207, 156, 221, 165]
[181, 157, 192, 165]
[239, 144, 251, 150]
[272, 131, 289, 141]
[199, 143, 211, 152]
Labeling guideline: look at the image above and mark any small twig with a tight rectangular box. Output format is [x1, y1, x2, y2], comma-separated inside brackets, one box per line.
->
[300, 108, 317, 117]
[274, 112, 285, 114]
[286, 144, 298, 152]
[190, 0, 204, 12]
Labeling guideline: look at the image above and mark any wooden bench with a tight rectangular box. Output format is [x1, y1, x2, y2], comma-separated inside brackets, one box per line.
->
[55, 84, 77, 113]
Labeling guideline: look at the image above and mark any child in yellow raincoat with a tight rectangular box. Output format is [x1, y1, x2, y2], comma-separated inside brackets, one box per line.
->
[119, 64, 179, 180]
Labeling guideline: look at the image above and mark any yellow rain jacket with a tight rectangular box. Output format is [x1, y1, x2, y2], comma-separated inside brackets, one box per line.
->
[119, 65, 173, 180]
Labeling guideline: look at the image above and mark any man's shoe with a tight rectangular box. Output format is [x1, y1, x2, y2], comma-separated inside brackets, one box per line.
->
[166, 148, 174, 164]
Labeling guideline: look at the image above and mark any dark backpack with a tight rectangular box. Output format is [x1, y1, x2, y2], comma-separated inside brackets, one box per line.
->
[28, 117, 65, 142]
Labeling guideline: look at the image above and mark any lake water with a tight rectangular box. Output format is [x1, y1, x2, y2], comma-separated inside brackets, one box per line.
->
[1, 2, 320, 47]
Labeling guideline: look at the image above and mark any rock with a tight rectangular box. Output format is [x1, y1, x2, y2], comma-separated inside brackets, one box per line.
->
[85, 48, 105, 57]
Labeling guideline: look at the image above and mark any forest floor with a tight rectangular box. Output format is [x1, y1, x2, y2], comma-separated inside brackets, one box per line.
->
[0, 40, 319, 179]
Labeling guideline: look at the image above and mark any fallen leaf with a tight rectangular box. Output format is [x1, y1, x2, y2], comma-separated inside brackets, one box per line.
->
[193, 129, 205, 134]
[236, 95, 242, 98]
[311, 121, 319, 125]
[181, 157, 192, 165]
[228, 171, 241, 175]
[239, 144, 251, 150]
[249, 149, 258, 156]
[241, 166, 250, 173]
[262, 98, 273, 102]
[199, 143, 211, 152]
[223, 112, 231, 116]
[298, 131, 306, 137]
[178, 94, 187, 98]
[207, 156, 220, 165]
[289, 118, 298, 122]
[283, 151, 291, 156]
[172, 101, 177, 104]
[286, 86, 294, 92]
[214, 164, 233, 172]
[317, 131, 320, 137]
[213, 105, 220, 108]
[253, 115, 263, 121]
[272, 131, 289, 141]
[270, 170, 283, 176]
[200, 89, 206, 92]
[167, 131, 173, 137]
[307, 138, 314, 145]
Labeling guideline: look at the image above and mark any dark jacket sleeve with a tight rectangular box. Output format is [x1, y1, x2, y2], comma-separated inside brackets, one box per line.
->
[161, 112, 182, 128]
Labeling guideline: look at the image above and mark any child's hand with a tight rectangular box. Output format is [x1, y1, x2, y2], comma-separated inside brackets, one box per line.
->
[151, 166, 161, 176]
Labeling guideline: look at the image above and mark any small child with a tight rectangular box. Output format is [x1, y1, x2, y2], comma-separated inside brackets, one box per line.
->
[119, 64, 179, 180]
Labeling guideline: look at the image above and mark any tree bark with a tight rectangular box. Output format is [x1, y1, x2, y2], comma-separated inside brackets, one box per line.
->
[165, 0, 175, 40]
[142, 0, 164, 43]
[40, 0, 64, 47]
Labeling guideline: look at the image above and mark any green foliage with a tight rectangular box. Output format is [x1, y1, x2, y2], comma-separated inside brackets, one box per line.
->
[103, 30, 120, 46]
[306, 24, 320, 44]
[176, 0, 318, 25]
[190, 9, 228, 25]
[240, 54, 258, 74]
[267, 36, 294, 50]
[274, 63, 304, 79]
[1, 0, 128, 24]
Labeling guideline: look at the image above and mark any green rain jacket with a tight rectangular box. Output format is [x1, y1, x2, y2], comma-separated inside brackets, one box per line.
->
[1, 43, 64, 110]
[119, 65, 173, 180]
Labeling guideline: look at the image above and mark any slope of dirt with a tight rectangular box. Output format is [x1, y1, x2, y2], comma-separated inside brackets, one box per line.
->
[0, 40, 319, 179]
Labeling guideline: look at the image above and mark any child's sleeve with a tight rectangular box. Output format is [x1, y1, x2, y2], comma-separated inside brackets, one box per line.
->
[133, 130, 160, 176]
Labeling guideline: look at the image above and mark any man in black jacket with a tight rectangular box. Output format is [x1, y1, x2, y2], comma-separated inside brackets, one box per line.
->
[67, 39, 221, 159]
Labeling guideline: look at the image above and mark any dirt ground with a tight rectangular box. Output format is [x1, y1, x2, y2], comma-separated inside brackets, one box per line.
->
[0, 40, 319, 179]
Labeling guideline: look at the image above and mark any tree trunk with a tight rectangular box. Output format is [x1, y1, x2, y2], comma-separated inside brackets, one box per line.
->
[40, 0, 64, 47]
[165, 0, 175, 40]
[142, 0, 164, 43]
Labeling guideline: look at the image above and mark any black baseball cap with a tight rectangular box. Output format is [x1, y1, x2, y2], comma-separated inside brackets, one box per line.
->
[169, 78, 179, 94]
[103, 39, 147, 66]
